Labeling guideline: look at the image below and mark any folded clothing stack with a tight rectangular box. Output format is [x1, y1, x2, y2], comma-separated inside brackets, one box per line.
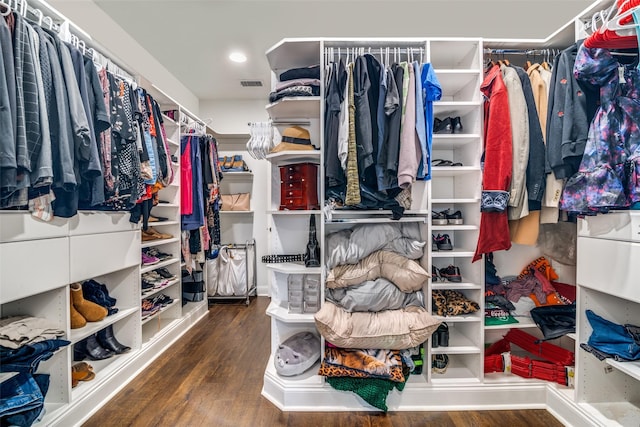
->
[269, 65, 321, 103]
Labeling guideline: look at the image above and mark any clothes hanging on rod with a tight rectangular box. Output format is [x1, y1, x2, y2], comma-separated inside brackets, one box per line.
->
[560, 43, 640, 214]
[0, 4, 175, 220]
[322, 47, 440, 218]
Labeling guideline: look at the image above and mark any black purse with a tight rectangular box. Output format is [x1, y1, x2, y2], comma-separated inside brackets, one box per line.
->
[530, 303, 576, 342]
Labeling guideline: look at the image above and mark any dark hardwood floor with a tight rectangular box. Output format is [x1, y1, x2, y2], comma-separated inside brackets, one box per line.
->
[83, 297, 564, 427]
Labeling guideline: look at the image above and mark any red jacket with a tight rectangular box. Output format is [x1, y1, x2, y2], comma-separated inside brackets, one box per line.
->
[473, 65, 512, 262]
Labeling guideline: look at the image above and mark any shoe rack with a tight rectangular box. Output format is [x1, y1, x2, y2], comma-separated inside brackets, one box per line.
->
[139, 106, 183, 346]
[428, 39, 485, 385]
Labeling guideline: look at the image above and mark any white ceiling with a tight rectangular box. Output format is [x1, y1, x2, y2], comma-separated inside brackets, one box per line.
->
[93, 0, 596, 102]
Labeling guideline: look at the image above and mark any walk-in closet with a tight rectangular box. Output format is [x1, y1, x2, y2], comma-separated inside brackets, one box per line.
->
[1, 0, 639, 426]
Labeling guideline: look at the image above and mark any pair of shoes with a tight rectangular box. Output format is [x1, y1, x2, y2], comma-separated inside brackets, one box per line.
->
[432, 210, 449, 225]
[71, 362, 95, 388]
[97, 324, 131, 354]
[432, 354, 449, 374]
[142, 252, 160, 266]
[146, 227, 173, 239]
[74, 334, 114, 361]
[70, 283, 108, 329]
[155, 267, 176, 280]
[433, 158, 464, 167]
[143, 247, 172, 261]
[142, 271, 168, 287]
[432, 209, 464, 225]
[434, 116, 463, 134]
[433, 234, 453, 251]
[439, 265, 462, 282]
[432, 323, 449, 348]
[148, 213, 169, 223]
[141, 299, 161, 318]
[82, 280, 118, 316]
[151, 293, 174, 307]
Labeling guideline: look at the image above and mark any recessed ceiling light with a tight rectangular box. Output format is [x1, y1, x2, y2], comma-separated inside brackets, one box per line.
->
[229, 51, 247, 63]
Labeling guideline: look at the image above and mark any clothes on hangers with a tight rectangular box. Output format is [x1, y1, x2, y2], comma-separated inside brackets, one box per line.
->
[560, 44, 640, 213]
[323, 50, 441, 218]
[0, 10, 176, 220]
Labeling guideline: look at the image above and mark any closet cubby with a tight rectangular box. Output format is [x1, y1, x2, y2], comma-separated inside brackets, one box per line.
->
[430, 353, 482, 384]
[428, 40, 483, 70]
[431, 322, 482, 354]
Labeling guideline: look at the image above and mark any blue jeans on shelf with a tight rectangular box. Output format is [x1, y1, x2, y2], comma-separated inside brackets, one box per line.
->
[0, 339, 70, 373]
[0, 372, 49, 427]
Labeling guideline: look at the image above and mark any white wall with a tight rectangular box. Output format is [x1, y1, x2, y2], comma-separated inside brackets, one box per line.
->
[200, 100, 269, 135]
[47, 0, 199, 113]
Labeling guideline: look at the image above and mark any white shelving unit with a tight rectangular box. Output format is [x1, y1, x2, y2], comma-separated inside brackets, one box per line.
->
[574, 212, 640, 427]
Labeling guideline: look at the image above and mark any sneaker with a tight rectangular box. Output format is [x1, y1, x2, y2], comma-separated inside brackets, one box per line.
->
[435, 234, 453, 251]
[432, 354, 449, 374]
[432, 210, 449, 225]
[144, 247, 172, 261]
[142, 252, 160, 266]
[155, 268, 176, 280]
[438, 265, 462, 282]
[446, 210, 464, 225]
[152, 294, 174, 307]
[141, 299, 160, 318]
[432, 265, 441, 282]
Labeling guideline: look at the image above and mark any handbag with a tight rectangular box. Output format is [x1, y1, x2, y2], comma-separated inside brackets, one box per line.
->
[530, 303, 576, 341]
[220, 193, 250, 211]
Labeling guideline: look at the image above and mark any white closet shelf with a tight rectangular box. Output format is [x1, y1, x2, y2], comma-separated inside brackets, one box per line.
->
[432, 198, 480, 204]
[148, 220, 179, 227]
[432, 134, 482, 149]
[431, 333, 481, 354]
[431, 166, 481, 177]
[141, 299, 181, 325]
[264, 354, 324, 387]
[166, 138, 178, 147]
[141, 237, 180, 249]
[484, 317, 538, 330]
[606, 359, 640, 382]
[266, 301, 316, 323]
[161, 114, 178, 127]
[432, 224, 478, 231]
[266, 38, 322, 72]
[433, 101, 482, 116]
[327, 210, 429, 218]
[434, 71, 482, 101]
[581, 402, 640, 426]
[325, 217, 427, 226]
[434, 314, 481, 323]
[266, 97, 321, 121]
[141, 317, 183, 347]
[269, 209, 321, 215]
[141, 278, 180, 299]
[431, 249, 475, 258]
[71, 350, 138, 401]
[483, 372, 547, 385]
[430, 367, 482, 384]
[219, 210, 254, 215]
[265, 150, 321, 165]
[431, 281, 481, 290]
[566, 333, 577, 341]
[266, 263, 321, 274]
[222, 171, 254, 179]
[154, 203, 179, 208]
[140, 257, 179, 274]
[0, 372, 19, 384]
[69, 307, 138, 344]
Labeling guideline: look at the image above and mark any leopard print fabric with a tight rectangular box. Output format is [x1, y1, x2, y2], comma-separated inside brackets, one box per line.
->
[432, 289, 480, 316]
[318, 347, 405, 382]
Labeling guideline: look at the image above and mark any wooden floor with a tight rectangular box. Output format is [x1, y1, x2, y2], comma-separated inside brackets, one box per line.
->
[83, 297, 564, 427]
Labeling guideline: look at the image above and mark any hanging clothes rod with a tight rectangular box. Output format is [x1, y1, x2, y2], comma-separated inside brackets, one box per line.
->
[483, 48, 561, 55]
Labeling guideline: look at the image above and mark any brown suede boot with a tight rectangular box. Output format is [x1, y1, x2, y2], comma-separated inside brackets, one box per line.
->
[70, 292, 87, 329]
[70, 283, 108, 322]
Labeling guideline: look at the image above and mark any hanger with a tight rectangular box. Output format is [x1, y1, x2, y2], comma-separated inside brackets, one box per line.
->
[0, 0, 10, 17]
